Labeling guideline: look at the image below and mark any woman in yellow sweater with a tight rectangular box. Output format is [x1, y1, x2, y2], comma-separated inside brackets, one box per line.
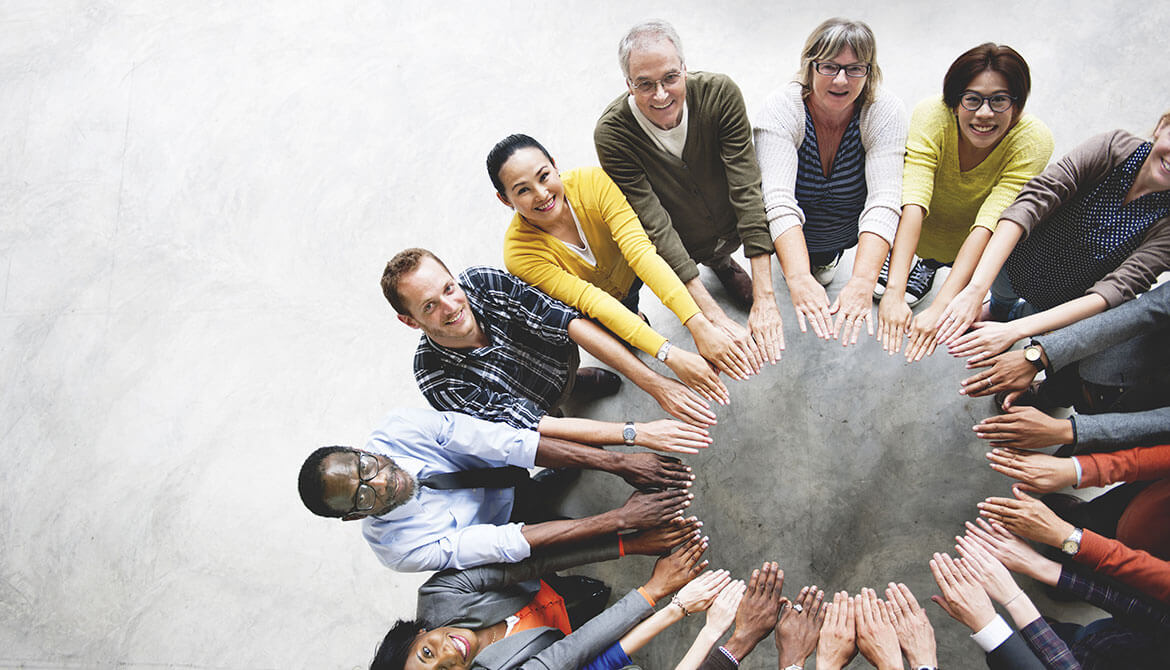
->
[875, 43, 1053, 360]
[488, 134, 756, 405]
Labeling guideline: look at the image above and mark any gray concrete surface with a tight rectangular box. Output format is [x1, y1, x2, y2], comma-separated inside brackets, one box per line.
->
[1, 1, 1165, 669]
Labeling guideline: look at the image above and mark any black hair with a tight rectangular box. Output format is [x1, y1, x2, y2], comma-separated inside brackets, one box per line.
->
[297, 446, 355, 518]
[370, 618, 429, 670]
[943, 43, 1031, 114]
[485, 134, 554, 196]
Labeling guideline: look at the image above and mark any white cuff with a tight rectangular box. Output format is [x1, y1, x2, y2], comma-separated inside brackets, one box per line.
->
[970, 614, 1012, 653]
[1072, 456, 1083, 488]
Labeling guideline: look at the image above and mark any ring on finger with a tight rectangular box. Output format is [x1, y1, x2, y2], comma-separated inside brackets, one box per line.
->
[792, 603, 803, 613]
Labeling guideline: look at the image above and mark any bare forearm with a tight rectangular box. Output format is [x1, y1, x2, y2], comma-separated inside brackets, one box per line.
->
[568, 318, 666, 394]
[1003, 592, 1043, 630]
[850, 231, 891, 285]
[967, 220, 1025, 292]
[521, 512, 622, 550]
[721, 630, 763, 664]
[534, 434, 623, 472]
[674, 627, 725, 670]
[538, 416, 660, 450]
[749, 253, 777, 304]
[1010, 294, 1109, 341]
[620, 603, 685, 655]
[687, 276, 730, 322]
[774, 226, 813, 279]
[885, 205, 924, 295]
[930, 227, 993, 305]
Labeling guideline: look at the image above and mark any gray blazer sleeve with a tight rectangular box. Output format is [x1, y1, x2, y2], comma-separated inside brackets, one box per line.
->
[419, 539, 620, 628]
[1073, 407, 1170, 453]
[985, 631, 1046, 670]
[1036, 281, 1170, 372]
[516, 590, 653, 670]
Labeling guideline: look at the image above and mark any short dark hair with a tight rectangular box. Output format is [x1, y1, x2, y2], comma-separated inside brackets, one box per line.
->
[370, 618, 429, 670]
[943, 43, 1031, 115]
[298, 446, 354, 518]
[381, 248, 452, 315]
[486, 134, 554, 197]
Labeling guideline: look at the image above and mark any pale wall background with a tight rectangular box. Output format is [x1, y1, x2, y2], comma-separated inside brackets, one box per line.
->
[0, 1, 1166, 669]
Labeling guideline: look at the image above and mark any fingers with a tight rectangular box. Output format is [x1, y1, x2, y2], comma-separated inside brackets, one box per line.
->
[673, 387, 717, 427]
[885, 582, 919, 617]
[1001, 389, 1024, 409]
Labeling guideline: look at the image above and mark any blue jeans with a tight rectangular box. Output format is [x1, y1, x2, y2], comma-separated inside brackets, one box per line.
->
[989, 265, 1039, 321]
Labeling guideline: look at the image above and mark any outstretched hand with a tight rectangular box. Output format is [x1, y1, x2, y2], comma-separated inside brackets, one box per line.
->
[775, 585, 824, 668]
[884, 582, 937, 669]
[644, 534, 710, 601]
[929, 552, 996, 633]
[621, 515, 702, 556]
[978, 485, 1076, 547]
[616, 452, 695, 490]
[986, 447, 1078, 492]
[855, 588, 901, 670]
[817, 591, 858, 670]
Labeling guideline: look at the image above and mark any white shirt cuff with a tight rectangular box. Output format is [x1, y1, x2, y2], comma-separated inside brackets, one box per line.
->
[1072, 456, 1084, 487]
[970, 615, 1012, 652]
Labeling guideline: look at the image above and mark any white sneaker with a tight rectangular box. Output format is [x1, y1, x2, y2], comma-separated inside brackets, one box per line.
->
[812, 252, 841, 286]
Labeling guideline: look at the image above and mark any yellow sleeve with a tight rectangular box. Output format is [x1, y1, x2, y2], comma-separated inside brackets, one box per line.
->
[972, 116, 1055, 232]
[503, 218, 668, 357]
[590, 169, 703, 325]
[901, 98, 946, 215]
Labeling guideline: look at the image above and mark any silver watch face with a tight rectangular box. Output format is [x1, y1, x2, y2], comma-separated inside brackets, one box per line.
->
[1025, 346, 1041, 362]
[623, 427, 636, 443]
[1061, 539, 1079, 555]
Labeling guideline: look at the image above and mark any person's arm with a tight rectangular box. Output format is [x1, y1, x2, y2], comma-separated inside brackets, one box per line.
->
[1073, 530, 1170, 604]
[1072, 407, 1170, 453]
[619, 568, 731, 656]
[522, 489, 694, 553]
[533, 434, 695, 489]
[1036, 280, 1170, 372]
[417, 370, 547, 431]
[567, 317, 717, 427]
[1055, 564, 1170, 630]
[520, 536, 710, 670]
[754, 84, 835, 342]
[816, 591, 857, 670]
[854, 588, 902, 670]
[683, 276, 763, 375]
[933, 218, 1026, 344]
[775, 585, 825, 668]
[675, 579, 745, 670]
[704, 562, 785, 668]
[537, 415, 711, 455]
[904, 226, 992, 362]
[947, 293, 1109, 363]
[833, 90, 907, 346]
[593, 168, 754, 381]
[711, 74, 786, 364]
[879, 204, 923, 354]
[883, 583, 937, 670]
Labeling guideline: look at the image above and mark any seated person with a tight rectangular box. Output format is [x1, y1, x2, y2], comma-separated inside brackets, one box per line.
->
[297, 407, 694, 572]
[381, 248, 716, 446]
[877, 43, 1052, 358]
[489, 134, 755, 406]
[594, 20, 784, 364]
[754, 17, 907, 346]
[964, 280, 1170, 453]
[369, 533, 710, 670]
[932, 109, 1170, 363]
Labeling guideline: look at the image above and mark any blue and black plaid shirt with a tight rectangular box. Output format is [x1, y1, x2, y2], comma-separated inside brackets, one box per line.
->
[413, 267, 580, 430]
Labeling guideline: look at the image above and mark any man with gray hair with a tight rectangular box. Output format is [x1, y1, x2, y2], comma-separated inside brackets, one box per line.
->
[595, 20, 785, 368]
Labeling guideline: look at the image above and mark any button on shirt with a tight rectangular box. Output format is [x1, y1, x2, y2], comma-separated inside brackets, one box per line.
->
[360, 408, 540, 572]
[413, 267, 580, 430]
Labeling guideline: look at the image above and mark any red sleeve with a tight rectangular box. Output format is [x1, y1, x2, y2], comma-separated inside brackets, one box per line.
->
[1075, 530, 1170, 604]
[1078, 444, 1170, 487]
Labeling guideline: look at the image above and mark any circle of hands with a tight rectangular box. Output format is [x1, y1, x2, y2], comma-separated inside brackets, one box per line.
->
[641, 477, 1071, 668]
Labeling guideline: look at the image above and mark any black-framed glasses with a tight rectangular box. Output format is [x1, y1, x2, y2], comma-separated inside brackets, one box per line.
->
[630, 71, 684, 95]
[814, 61, 870, 78]
[351, 451, 385, 513]
[959, 92, 1016, 113]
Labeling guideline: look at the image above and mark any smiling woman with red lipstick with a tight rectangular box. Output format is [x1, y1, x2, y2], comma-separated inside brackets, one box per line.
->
[368, 530, 715, 670]
[754, 18, 908, 348]
[488, 134, 760, 407]
[877, 43, 1054, 361]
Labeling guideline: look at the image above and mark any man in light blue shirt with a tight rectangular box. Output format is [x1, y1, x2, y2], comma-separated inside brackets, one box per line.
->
[298, 408, 695, 572]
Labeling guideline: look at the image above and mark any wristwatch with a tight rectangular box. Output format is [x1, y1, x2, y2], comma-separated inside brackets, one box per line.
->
[1061, 527, 1084, 555]
[655, 340, 672, 362]
[1023, 341, 1046, 370]
[623, 421, 637, 446]
[782, 665, 803, 670]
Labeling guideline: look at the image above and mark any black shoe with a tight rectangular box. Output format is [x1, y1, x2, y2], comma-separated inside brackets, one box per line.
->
[905, 259, 937, 307]
[873, 256, 891, 300]
[711, 259, 754, 307]
[572, 367, 622, 401]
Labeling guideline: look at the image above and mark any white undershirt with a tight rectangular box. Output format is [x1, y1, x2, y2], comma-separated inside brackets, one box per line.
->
[627, 95, 689, 158]
[558, 200, 597, 266]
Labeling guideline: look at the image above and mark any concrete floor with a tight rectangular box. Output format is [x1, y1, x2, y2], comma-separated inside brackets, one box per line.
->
[2, 2, 1165, 669]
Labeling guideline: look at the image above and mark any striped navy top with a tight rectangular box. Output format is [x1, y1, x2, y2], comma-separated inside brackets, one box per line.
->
[794, 105, 867, 253]
[1007, 142, 1170, 310]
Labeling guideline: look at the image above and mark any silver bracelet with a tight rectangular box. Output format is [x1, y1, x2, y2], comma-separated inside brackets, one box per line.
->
[670, 594, 690, 616]
[1003, 590, 1025, 606]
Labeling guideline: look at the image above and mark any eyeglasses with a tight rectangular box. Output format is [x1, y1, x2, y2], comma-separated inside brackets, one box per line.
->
[959, 92, 1016, 113]
[630, 71, 684, 95]
[351, 452, 385, 513]
[813, 62, 870, 78]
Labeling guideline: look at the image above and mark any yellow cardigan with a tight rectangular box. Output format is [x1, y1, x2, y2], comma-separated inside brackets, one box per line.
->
[504, 167, 701, 355]
[901, 98, 1053, 263]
